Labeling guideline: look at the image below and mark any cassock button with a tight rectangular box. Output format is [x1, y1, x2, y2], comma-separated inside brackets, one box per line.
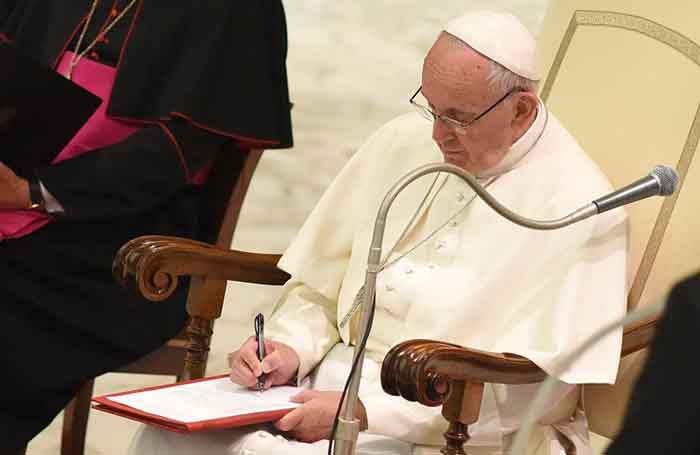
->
[435, 240, 447, 251]
[427, 263, 437, 269]
[385, 283, 395, 292]
[449, 220, 459, 228]
[457, 192, 465, 202]
[404, 267, 414, 275]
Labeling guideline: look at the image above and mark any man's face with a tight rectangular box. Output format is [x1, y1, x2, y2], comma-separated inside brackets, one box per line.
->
[421, 35, 518, 174]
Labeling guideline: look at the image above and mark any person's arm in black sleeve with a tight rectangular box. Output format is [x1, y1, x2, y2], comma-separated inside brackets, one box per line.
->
[35, 118, 226, 219]
[606, 273, 700, 455]
[0, 0, 18, 36]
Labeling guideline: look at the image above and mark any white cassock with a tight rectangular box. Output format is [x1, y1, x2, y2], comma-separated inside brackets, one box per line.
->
[130, 100, 628, 455]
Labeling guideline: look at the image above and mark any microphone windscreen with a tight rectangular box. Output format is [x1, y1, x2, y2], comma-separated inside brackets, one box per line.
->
[652, 165, 679, 196]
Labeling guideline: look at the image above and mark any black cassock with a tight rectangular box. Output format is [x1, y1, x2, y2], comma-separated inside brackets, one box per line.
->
[0, 1, 293, 449]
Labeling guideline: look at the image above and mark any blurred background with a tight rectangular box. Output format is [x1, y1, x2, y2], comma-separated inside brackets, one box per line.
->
[31, 1, 549, 453]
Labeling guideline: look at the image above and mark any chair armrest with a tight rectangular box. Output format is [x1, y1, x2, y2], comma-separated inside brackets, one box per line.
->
[621, 312, 659, 357]
[381, 313, 661, 407]
[381, 340, 546, 407]
[113, 235, 290, 302]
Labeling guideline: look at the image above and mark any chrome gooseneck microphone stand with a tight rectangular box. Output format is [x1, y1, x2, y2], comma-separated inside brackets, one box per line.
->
[332, 162, 678, 455]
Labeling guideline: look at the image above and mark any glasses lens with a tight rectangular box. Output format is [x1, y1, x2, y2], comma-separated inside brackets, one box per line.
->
[411, 90, 436, 122]
[412, 103, 434, 121]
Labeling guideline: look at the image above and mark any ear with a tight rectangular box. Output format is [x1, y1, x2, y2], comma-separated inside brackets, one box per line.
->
[510, 91, 539, 135]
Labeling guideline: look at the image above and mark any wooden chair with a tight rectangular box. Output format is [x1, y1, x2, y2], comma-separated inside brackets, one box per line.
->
[59, 145, 280, 455]
[380, 7, 700, 454]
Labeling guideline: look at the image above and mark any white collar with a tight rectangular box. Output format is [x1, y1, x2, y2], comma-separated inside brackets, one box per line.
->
[476, 97, 548, 179]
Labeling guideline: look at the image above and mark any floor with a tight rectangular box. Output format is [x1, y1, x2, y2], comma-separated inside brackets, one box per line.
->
[26, 1, 572, 453]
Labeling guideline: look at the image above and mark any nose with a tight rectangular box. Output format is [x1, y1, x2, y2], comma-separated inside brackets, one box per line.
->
[432, 117, 453, 144]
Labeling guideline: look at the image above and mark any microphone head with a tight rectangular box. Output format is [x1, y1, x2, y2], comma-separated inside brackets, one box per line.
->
[651, 165, 679, 196]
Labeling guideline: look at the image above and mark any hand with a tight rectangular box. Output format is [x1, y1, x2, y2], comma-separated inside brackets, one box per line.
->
[228, 336, 300, 389]
[274, 390, 368, 443]
[0, 161, 30, 209]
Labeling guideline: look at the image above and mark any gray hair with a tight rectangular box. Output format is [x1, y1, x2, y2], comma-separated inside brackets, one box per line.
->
[441, 31, 539, 93]
[487, 59, 538, 93]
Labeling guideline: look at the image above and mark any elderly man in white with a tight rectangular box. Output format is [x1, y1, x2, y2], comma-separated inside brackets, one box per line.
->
[130, 10, 627, 455]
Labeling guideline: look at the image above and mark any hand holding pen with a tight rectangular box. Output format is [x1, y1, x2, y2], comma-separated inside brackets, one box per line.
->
[227, 314, 301, 390]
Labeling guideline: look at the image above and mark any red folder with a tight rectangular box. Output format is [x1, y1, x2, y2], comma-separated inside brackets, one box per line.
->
[92, 374, 297, 433]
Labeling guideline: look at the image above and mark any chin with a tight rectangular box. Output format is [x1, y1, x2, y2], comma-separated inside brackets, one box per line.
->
[442, 155, 470, 172]
[441, 153, 460, 165]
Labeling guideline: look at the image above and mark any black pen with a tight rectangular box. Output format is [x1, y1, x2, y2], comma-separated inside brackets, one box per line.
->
[254, 313, 266, 392]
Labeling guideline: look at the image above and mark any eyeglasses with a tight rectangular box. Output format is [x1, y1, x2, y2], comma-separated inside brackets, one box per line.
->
[410, 86, 523, 135]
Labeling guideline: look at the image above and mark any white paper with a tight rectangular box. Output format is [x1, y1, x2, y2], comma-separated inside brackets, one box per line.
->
[107, 378, 302, 423]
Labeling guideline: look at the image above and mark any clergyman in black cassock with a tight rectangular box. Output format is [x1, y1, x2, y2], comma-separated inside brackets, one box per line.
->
[0, 1, 293, 450]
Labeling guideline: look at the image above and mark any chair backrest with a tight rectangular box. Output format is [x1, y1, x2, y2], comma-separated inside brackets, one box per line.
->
[537, 2, 700, 438]
[198, 144, 263, 247]
[179, 145, 262, 378]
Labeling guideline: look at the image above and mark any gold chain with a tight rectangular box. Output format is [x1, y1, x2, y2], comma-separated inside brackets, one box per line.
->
[65, 0, 139, 79]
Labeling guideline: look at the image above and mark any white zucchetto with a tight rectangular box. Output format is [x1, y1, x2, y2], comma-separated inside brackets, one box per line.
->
[444, 10, 541, 81]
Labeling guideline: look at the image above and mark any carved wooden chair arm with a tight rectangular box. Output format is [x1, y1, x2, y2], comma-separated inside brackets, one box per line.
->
[381, 312, 661, 408]
[381, 340, 545, 407]
[112, 235, 290, 302]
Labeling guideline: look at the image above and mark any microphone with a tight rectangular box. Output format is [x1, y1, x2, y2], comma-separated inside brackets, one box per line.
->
[594, 165, 679, 214]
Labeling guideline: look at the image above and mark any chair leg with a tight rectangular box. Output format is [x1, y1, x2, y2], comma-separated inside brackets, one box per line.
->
[440, 381, 484, 455]
[61, 379, 94, 455]
[181, 316, 213, 381]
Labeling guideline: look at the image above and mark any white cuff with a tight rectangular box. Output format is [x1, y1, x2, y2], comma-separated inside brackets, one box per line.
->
[39, 180, 64, 214]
